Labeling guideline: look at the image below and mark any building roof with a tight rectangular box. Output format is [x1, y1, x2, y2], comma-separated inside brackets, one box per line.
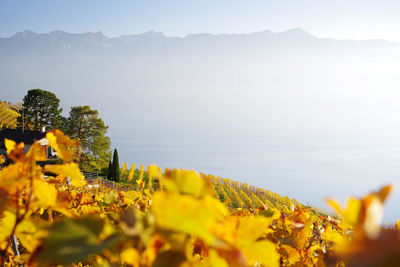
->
[0, 129, 46, 144]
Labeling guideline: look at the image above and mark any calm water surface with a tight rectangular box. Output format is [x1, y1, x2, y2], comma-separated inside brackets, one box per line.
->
[110, 121, 400, 222]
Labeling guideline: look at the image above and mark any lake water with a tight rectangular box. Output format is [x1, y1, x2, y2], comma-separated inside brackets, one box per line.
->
[109, 120, 400, 223]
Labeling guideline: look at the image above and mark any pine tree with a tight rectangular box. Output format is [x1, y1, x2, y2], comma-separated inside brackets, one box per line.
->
[18, 89, 63, 130]
[110, 149, 120, 182]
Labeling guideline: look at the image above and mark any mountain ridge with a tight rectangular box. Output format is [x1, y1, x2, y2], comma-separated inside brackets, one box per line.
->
[2, 28, 398, 46]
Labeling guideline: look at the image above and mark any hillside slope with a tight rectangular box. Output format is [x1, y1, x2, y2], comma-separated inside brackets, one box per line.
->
[0, 101, 20, 129]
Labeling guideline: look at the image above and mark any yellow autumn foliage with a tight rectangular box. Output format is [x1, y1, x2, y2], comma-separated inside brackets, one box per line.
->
[0, 130, 399, 266]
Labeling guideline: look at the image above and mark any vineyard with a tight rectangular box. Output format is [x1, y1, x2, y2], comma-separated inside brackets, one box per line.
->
[0, 102, 20, 129]
[0, 130, 399, 266]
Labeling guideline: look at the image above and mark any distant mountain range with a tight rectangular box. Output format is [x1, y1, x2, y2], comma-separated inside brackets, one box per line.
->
[1, 28, 318, 50]
[1, 28, 398, 53]
[2, 28, 400, 134]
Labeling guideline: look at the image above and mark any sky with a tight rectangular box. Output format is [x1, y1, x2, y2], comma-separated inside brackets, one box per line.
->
[1, 0, 400, 42]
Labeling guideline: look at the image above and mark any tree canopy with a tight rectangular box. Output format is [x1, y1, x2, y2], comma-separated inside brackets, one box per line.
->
[18, 89, 63, 131]
[63, 105, 111, 173]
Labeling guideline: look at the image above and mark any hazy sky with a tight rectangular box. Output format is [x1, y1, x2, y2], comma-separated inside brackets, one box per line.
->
[1, 0, 400, 41]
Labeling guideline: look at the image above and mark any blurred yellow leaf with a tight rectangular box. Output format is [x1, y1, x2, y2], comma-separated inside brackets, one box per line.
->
[281, 244, 301, 265]
[152, 192, 227, 244]
[6, 141, 26, 162]
[148, 164, 161, 179]
[124, 190, 141, 205]
[5, 138, 16, 155]
[121, 163, 128, 177]
[16, 219, 47, 253]
[326, 197, 361, 228]
[242, 239, 279, 267]
[163, 169, 204, 197]
[0, 162, 37, 194]
[121, 247, 139, 266]
[127, 164, 135, 182]
[33, 179, 57, 208]
[45, 163, 86, 187]
[221, 216, 278, 266]
[322, 226, 344, 245]
[26, 142, 47, 162]
[139, 164, 144, 181]
[377, 184, 393, 203]
[46, 129, 77, 162]
[207, 249, 229, 267]
[327, 184, 394, 241]
[0, 211, 16, 247]
[236, 216, 273, 242]
[142, 234, 165, 265]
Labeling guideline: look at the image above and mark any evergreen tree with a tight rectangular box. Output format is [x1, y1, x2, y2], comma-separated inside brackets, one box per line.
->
[18, 89, 63, 130]
[110, 148, 120, 182]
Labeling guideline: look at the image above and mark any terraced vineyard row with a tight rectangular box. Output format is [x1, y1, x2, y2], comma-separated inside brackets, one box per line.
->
[0, 101, 20, 129]
[115, 168, 326, 216]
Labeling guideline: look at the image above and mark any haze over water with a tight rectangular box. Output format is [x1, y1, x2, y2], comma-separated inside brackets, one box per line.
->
[110, 120, 400, 223]
[2, 28, 400, 222]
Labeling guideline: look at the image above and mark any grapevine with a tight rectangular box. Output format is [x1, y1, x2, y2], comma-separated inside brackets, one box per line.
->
[0, 130, 398, 266]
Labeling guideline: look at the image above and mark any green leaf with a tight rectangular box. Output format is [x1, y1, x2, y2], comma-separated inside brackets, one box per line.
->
[30, 216, 119, 266]
[103, 191, 118, 205]
[152, 251, 186, 267]
[260, 208, 275, 218]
